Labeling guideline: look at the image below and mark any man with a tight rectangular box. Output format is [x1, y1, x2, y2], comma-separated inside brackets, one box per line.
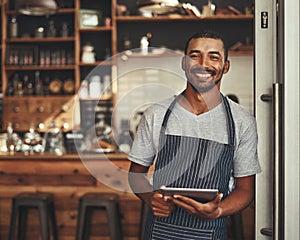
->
[128, 31, 261, 240]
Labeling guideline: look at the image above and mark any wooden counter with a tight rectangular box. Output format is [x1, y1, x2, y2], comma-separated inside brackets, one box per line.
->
[0, 153, 141, 240]
[0, 153, 254, 240]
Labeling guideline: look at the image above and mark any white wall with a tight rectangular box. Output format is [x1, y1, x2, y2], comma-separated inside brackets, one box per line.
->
[114, 53, 254, 135]
[221, 55, 254, 114]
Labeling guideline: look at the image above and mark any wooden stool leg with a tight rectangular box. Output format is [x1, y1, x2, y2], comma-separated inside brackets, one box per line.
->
[106, 202, 122, 240]
[76, 202, 89, 240]
[83, 208, 92, 240]
[139, 201, 150, 240]
[18, 207, 28, 240]
[38, 203, 50, 240]
[49, 201, 58, 240]
[8, 199, 17, 240]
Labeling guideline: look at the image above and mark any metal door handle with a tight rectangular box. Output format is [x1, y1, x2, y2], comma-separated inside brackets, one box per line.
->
[273, 83, 284, 240]
[260, 84, 284, 240]
[260, 94, 273, 102]
[260, 228, 273, 237]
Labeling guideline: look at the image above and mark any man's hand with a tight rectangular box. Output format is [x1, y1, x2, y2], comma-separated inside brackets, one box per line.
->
[150, 191, 175, 217]
[170, 193, 223, 219]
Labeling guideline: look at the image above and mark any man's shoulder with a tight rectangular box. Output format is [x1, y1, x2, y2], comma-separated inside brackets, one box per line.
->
[144, 96, 176, 115]
[227, 99, 256, 126]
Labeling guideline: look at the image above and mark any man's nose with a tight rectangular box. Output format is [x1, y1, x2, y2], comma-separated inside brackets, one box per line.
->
[196, 56, 209, 68]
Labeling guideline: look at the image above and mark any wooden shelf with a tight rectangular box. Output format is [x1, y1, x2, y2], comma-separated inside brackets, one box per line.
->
[4, 95, 72, 99]
[6, 37, 75, 43]
[79, 61, 113, 66]
[5, 65, 76, 71]
[116, 14, 253, 22]
[6, 8, 76, 15]
[79, 26, 113, 32]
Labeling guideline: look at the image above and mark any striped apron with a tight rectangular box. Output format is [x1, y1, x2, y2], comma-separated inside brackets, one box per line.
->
[144, 95, 235, 240]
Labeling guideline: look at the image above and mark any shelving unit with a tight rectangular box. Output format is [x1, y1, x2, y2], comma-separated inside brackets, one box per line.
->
[0, 0, 254, 132]
[1, 0, 116, 131]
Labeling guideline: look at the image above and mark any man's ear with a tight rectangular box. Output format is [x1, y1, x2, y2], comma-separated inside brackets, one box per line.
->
[223, 60, 230, 74]
[181, 56, 186, 71]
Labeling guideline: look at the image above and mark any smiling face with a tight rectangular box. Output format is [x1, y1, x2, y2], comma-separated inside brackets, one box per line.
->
[182, 37, 230, 93]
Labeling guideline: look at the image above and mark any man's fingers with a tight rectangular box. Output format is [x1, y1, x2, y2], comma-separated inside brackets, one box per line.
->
[214, 193, 223, 204]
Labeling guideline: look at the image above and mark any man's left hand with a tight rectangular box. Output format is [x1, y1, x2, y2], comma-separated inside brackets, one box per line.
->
[170, 193, 223, 219]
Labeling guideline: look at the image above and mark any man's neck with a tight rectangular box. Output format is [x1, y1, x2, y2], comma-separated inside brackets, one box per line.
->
[179, 85, 222, 115]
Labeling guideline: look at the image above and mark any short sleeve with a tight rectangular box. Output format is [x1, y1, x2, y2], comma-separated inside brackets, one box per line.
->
[233, 117, 262, 177]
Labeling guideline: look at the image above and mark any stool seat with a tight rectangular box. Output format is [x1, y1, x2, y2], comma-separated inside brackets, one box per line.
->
[9, 192, 58, 240]
[76, 193, 122, 240]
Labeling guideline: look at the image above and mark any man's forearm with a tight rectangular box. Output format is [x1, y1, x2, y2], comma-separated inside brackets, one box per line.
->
[219, 175, 254, 217]
[128, 162, 154, 206]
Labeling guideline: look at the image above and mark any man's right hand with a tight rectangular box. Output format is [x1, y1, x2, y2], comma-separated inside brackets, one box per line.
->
[150, 191, 175, 217]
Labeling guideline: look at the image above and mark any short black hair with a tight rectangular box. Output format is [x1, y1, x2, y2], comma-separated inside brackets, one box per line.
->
[184, 30, 229, 61]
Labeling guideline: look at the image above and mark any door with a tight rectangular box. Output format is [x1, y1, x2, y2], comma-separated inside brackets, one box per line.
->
[255, 0, 300, 239]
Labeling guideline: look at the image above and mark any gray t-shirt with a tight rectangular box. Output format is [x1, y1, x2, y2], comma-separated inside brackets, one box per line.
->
[128, 95, 261, 178]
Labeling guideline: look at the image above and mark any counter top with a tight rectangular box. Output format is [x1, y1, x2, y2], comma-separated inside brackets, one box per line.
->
[0, 152, 128, 161]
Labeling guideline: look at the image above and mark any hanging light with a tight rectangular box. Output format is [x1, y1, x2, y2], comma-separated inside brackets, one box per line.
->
[137, 0, 180, 15]
[15, 0, 58, 16]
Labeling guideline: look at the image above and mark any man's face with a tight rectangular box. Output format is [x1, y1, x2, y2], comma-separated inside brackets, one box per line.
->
[182, 37, 230, 93]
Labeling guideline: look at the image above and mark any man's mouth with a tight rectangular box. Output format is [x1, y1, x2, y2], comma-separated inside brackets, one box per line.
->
[191, 68, 215, 80]
[194, 72, 211, 79]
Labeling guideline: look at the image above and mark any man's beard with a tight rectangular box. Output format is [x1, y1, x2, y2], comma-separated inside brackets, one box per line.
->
[188, 77, 221, 93]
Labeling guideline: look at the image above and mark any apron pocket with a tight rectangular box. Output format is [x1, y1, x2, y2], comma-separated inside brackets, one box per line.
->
[152, 220, 214, 240]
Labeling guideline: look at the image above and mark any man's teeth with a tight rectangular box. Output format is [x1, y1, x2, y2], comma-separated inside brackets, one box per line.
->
[195, 73, 211, 78]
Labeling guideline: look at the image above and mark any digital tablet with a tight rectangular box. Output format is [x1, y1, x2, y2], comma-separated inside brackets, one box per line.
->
[159, 185, 219, 202]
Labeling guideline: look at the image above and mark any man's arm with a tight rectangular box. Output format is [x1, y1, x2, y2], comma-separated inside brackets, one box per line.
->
[128, 162, 174, 217]
[170, 175, 254, 219]
[218, 175, 254, 217]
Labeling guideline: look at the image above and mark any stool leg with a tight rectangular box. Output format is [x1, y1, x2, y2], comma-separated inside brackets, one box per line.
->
[76, 202, 89, 240]
[83, 208, 92, 240]
[106, 202, 122, 240]
[18, 207, 28, 240]
[38, 203, 50, 240]
[48, 200, 58, 240]
[139, 201, 150, 240]
[8, 199, 17, 240]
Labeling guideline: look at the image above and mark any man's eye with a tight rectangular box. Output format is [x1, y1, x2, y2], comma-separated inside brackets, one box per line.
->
[189, 55, 200, 59]
[210, 55, 220, 60]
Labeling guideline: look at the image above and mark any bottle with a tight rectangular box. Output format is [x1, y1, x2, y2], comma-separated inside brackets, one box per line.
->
[16, 78, 24, 96]
[46, 20, 57, 37]
[118, 119, 133, 153]
[89, 75, 101, 98]
[6, 122, 15, 154]
[40, 50, 45, 66]
[122, 36, 131, 51]
[140, 36, 149, 55]
[23, 74, 33, 96]
[60, 22, 69, 37]
[103, 74, 112, 98]
[34, 71, 44, 96]
[43, 120, 65, 156]
[23, 123, 43, 155]
[78, 80, 89, 98]
[8, 16, 18, 38]
[43, 76, 51, 95]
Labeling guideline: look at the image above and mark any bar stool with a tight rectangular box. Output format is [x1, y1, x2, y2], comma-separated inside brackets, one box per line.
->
[8, 192, 58, 240]
[75, 193, 122, 240]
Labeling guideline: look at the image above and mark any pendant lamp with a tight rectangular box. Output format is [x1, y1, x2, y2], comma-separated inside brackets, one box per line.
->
[137, 0, 179, 15]
[15, 0, 58, 16]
